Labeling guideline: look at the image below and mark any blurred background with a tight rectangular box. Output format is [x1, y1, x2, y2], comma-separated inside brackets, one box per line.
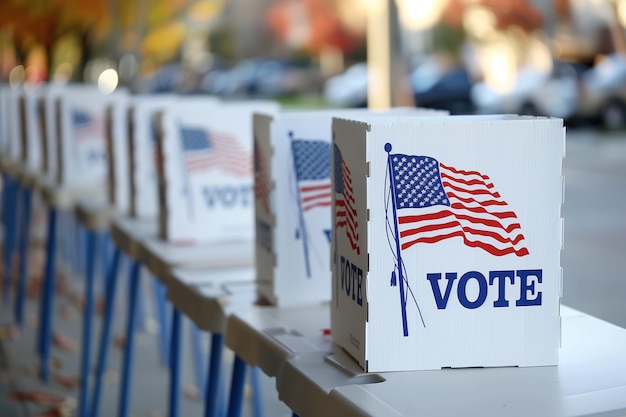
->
[4, 0, 626, 127]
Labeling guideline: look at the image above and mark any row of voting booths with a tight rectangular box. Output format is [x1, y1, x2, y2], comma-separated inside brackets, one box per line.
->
[1, 80, 623, 417]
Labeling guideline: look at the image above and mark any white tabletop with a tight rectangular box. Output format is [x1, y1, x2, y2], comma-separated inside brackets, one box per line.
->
[75, 198, 115, 231]
[137, 238, 254, 283]
[275, 306, 626, 417]
[166, 267, 257, 333]
[109, 216, 158, 260]
[225, 303, 331, 378]
[39, 180, 106, 209]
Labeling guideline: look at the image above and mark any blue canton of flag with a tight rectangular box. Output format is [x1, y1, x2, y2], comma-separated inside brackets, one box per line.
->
[292, 139, 331, 212]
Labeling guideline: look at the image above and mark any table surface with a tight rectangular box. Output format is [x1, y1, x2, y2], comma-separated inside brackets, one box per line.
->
[166, 266, 257, 333]
[137, 237, 255, 283]
[271, 306, 626, 417]
[110, 216, 158, 260]
[226, 303, 332, 377]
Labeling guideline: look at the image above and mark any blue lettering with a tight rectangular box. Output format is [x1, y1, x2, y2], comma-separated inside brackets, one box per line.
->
[457, 271, 488, 309]
[489, 270, 514, 307]
[426, 272, 457, 309]
[427, 269, 543, 310]
[516, 269, 542, 306]
[240, 185, 253, 207]
[203, 187, 220, 207]
[202, 185, 253, 208]
[88, 150, 106, 162]
[340, 255, 363, 307]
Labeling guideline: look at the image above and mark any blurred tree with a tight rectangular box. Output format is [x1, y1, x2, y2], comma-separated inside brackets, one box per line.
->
[0, 0, 112, 81]
[443, 0, 544, 33]
[266, 0, 365, 75]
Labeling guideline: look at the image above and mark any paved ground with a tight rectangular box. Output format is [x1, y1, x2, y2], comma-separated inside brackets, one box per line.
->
[0, 127, 625, 416]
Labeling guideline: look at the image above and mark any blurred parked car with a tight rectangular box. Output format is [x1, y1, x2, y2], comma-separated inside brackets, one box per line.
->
[323, 63, 368, 107]
[202, 58, 319, 98]
[471, 62, 587, 120]
[412, 61, 474, 114]
[324, 59, 475, 112]
[574, 54, 626, 128]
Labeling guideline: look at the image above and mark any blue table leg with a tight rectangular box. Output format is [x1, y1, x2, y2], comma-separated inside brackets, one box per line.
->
[168, 308, 182, 417]
[152, 278, 169, 367]
[250, 367, 264, 417]
[89, 246, 121, 417]
[1, 175, 7, 306]
[117, 260, 141, 417]
[14, 187, 32, 327]
[204, 333, 223, 417]
[3, 179, 18, 308]
[226, 356, 248, 417]
[101, 233, 110, 292]
[38, 207, 58, 382]
[134, 274, 146, 333]
[191, 323, 207, 394]
[78, 231, 98, 417]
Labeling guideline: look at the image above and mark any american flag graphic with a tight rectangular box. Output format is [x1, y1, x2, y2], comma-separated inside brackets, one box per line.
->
[292, 139, 331, 212]
[334, 144, 360, 255]
[254, 141, 271, 214]
[180, 126, 252, 177]
[388, 154, 529, 257]
[73, 110, 104, 143]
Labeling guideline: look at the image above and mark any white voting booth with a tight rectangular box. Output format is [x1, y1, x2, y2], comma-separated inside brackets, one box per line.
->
[253, 108, 445, 307]
[20, 85, 46, 174]
[128, 95, 181, 219]
[0, 85, 9, 159]
[106, 95, 131, 214]
[56, 85, 128, 191]
[4, 87, 24, 165]
[331, 115, 565, 372]
[157, 100, 279, 244]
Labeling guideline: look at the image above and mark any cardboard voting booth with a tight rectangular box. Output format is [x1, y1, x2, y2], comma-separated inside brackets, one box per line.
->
[41, 85, 63, 179]
[157, 100, 279, 244]
[5, 87, 23, 164]
[129, 95, 181, 218]
[331, 115, 565, 372]
[56, 86, 128, 189]
[0, 85, 12, 161]
[253, 108, 445, 307]
[106, 95, 131, 213]
[21, 86, 45, 173]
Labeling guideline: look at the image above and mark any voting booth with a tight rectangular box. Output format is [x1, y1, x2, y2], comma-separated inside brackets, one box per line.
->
[157, 100, 279, 244]
[330, 115, 565, 372]
[106, 95, 131, 214]
[20, 85, 45, 174]
[128, 95, 181, 219]
[56, 86, 128, 190]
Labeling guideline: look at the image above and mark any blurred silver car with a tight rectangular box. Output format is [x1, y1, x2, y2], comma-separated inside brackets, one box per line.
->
[471, 62, 583, 119]
[574, 54, 626, 128]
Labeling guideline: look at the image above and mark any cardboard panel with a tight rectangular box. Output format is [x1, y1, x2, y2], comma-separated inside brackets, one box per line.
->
[157, 100, 279, 244]
[56, 86, 128, 188]
[332, 115, 565, 371]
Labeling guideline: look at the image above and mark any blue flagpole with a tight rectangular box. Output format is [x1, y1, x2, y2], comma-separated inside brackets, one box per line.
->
[385, 143, 409, 337]
[289, 132, 312, 278]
